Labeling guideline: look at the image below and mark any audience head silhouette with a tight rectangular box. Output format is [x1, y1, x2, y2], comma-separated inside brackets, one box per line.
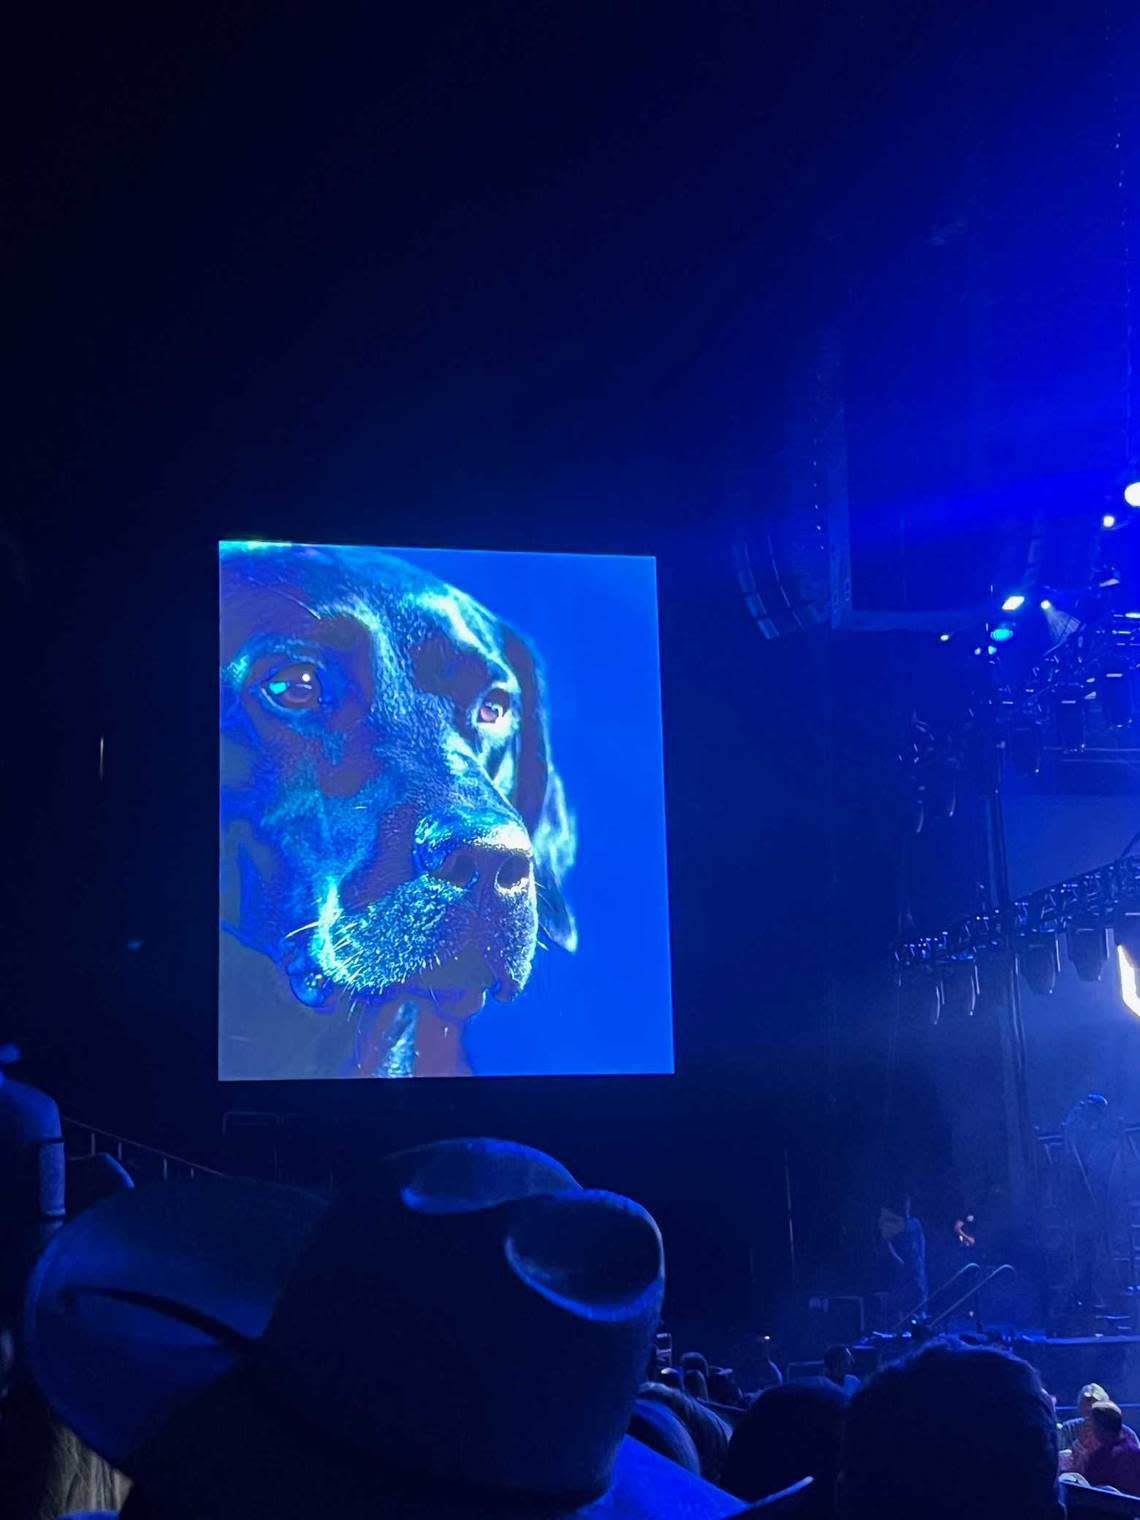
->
[838, 1341, 1061, 1520]
[723, 1378, 848, 1518]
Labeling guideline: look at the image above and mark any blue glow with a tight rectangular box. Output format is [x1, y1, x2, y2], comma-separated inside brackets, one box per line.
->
[1104, 513, 1118, 529]
[219, 542, 673, 1080]
[220, 539, 295, 552]
[1127, 612, 1140, 620]
[990, 625, 1015, 643]
[1001, 593, 1025, 612]
[987, 644, 998, 656]
[1119, 946, 1140, 1017]
[938, 632, 952, 642]
[1040, 598, 1053, 611]
[1124, 481, 1140, 508]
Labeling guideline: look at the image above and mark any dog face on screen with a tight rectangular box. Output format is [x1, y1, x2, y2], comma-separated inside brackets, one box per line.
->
[219, 544, 576, 1072]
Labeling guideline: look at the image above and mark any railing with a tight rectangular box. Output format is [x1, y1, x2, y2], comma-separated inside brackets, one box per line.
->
[63, 1117, 227, 1184]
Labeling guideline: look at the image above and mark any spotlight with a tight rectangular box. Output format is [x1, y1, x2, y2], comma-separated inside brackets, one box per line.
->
[1009, 720, 1043, 777]
[987, 643, 998, 657]
[1040, 598, 1053, 611]
[1126, 611, 1140, 620]
[1116, 913, 1140, 1017]
[938, 632, 952, 643]
[902, 970, 944, 1026]
[1124, 480, 1140, 508]
[941, 961, 979, 1020]
[1067, 925, 1109, 983]
[1104, 513, 1119, 529]
[1057, 688, 1086, 751]
[991, 625, 1015, 643]
[1100, 661, 1134, 727]
[1001, 593, 1026, 612]
[1019, 935, 1061, 995]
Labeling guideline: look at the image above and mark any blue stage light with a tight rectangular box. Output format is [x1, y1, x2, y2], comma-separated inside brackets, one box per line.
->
[987, 643, 998, 656]
[1001, 593, 1026, 612]
[990, 625, 1015, 643]
[1124, 480, 1140, 508]
[939, 632, 952, 642]
[1104, 513, 1118, 529]
[1040, 598, 1053, 611]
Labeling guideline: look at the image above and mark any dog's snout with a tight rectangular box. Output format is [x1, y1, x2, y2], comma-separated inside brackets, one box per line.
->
[417, 811, 533, 903]
[430, 839, 533, 899]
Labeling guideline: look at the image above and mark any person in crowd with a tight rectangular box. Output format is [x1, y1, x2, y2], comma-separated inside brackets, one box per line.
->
[1059, 1382, 1110, 1450]
[722, 1378, 848, 1519]
[822, 1345, 860, 1396]
[660, 1365, 684, 1390]
[25, 1137, 758, 1520]
[837, 1340, 1062, 1519]
[0, 1062, 130, 1520]
[707, 1366, 746, 1408]
[1081, 1402, 1140, 1495]
[683, 1366, 711, 1403]
[641, 1382, 731, 1482]
[727, 1332, 784, 1396]
[1058, 1382, 1110, 1473]
[629, 1398, 701, 1474]
[682, 1351, 710, 1378]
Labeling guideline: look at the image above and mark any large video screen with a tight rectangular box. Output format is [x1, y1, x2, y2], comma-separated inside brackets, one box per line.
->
[219, 542, 673, 1079]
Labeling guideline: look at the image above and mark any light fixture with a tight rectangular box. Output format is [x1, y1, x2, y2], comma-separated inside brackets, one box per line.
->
[991, 625, 1015, 643]
[1126, 611, 1140, 620]
[939, 632, 952, 643]
[1096, 565, 1122, 587]
[902, 970, 944, 1027]
[1020, 935, 1061, 996]
[1067, 925, 1109, 983]
[1124, 480, 1140, 508]
[941, 962, 979, 1020]
[1104, 513, 1119, 529]
[1001, 593, 1026, 612]
[1119, 947, 1140, 1016]
[1116, 914, 1140, 1017]
[1040, 598, 1053, 611]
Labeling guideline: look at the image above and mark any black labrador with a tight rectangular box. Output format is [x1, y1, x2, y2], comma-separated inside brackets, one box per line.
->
[219, 544, 576, 1077]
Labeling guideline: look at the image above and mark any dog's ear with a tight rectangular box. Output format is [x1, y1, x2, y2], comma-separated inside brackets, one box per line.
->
[504, 628, 577, 952]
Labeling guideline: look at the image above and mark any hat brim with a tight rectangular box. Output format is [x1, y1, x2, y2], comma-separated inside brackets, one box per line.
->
[120, 1356, 775, 1520]
[25, 1174, 327, 1466]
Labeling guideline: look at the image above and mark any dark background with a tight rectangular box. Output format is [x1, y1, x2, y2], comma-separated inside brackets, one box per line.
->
[6, 1, 1140, 1339]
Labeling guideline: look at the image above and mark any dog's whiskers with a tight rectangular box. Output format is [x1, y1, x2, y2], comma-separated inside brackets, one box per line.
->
[282, 919, 320, 941]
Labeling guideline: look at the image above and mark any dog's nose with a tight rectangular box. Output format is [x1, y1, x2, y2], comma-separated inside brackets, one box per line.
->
[418, 814, 533, 901]
[431, 839, 532, 898]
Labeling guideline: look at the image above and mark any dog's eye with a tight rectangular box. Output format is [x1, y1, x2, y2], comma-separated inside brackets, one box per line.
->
[476, 689, 512, 727]
[262, 662, 322, 711]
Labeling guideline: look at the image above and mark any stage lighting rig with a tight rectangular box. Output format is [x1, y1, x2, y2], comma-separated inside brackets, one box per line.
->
[1067, 924, 1109, 983]
[1019, 935, 1061, 996]
[893, 854, 1140, 1014]
[941, 960, 980, 1019]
